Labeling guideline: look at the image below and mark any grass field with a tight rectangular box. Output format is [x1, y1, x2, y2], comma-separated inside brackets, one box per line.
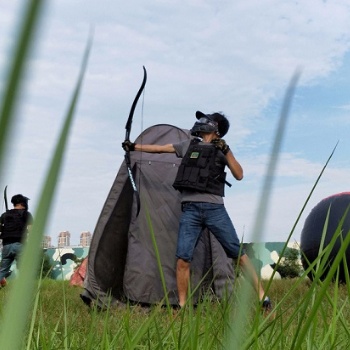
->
[1, 276, 350, 349]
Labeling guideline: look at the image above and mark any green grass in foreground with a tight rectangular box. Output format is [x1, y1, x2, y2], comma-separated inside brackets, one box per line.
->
[1, 277, 350, 349]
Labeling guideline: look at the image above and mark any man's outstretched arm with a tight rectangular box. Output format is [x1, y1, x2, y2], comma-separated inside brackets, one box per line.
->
[122, 139, 176, 154]
[134, 143, 175, 153]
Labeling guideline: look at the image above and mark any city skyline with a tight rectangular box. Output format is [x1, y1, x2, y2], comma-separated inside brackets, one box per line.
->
[41, 230, 92, 248]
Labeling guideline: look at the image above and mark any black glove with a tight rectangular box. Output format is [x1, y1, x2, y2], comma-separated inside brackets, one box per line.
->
[211, 138, 230, 155]
[122, 140, 135, 152]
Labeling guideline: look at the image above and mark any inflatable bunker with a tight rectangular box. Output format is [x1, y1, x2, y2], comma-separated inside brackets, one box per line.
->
[301, 192, 350, 282]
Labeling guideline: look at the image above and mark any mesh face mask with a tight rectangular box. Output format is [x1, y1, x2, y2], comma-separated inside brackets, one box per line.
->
[190, 116, 218, 136]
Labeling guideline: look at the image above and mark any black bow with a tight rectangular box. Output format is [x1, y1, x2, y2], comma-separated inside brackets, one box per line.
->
[4, 185, 8, 211]
[124, 66, 147, 217]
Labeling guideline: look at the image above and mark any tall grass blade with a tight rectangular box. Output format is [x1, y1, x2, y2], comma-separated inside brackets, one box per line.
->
[0, 36, 92, 349]
[227, 69, 301, 348]
[25, 279, 41, 350]
[251, 69, 301, 242]
[266, 142, 338, 286]
[0, 0, 44, 174]
[293, 225, 350, 348]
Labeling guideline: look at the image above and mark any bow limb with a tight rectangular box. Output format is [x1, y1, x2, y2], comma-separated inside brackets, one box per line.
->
[124, 66, 147, 217]
[4, 185, 8, 211]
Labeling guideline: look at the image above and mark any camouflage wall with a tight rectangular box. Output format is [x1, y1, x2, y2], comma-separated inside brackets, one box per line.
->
[1, 242, 301, 281]
[0, 247, 89, 281]
[243, 241, 301, 279]
[45, 247, 89, 280]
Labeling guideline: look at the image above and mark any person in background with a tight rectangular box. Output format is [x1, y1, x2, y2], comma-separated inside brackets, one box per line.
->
[0, 194, 33, 288]
[122, 111, 273, 314]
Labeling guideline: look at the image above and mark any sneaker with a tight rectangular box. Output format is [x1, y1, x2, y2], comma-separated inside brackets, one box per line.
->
[261, 296, 274, 318]
[0, 278, 7, 288]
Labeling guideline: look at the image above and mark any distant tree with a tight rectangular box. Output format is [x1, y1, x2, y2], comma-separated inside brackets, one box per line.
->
[272, 247, 302, 278]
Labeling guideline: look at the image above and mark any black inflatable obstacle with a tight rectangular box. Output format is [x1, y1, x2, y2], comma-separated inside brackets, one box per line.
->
[300, 192, 350, 282]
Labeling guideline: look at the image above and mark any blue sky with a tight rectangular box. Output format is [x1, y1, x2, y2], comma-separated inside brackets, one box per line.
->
[1, 0, 350, 245]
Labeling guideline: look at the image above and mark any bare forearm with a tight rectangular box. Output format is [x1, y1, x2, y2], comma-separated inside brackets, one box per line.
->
[134, 143, 175, 153]
[226, 151, 243, 180]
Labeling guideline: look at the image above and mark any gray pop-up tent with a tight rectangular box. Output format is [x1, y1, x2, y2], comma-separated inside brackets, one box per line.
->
[80, 124, 235, 308]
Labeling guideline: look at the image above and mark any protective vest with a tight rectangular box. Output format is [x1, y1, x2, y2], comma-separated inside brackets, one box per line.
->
[173, 139, 227, 196]
[0, 209, 29, 242]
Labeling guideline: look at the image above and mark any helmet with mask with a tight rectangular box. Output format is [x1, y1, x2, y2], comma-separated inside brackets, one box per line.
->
[190, 111, 229, 137]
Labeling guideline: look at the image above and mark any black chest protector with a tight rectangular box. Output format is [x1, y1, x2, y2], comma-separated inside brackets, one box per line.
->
[0, 209, 28, 240]
[173, 139, 227, 196]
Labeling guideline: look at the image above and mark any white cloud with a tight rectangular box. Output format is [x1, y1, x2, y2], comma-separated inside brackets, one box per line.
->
[2, 0, 350, 244]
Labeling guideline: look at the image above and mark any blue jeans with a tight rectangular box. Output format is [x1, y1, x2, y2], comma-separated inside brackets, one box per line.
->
[0, 242, 22, 280]
[176, 202, 243, 262]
